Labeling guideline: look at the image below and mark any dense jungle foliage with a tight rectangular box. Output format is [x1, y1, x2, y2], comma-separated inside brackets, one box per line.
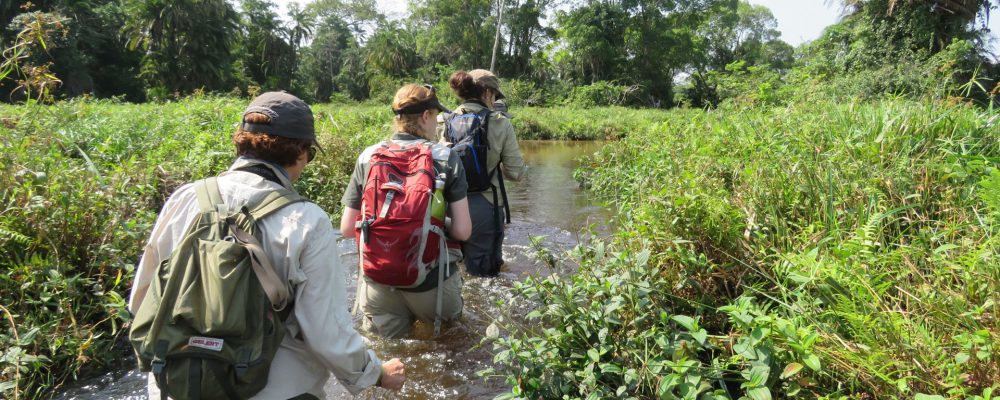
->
[0, 0, 997, 107]
[1, 0, 1000, 399]
[487, 97, 1000, 399]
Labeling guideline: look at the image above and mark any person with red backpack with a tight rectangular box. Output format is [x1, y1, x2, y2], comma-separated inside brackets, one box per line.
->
[339, 84, 472, 339]
[441, 69, 525, 277]
[128, 92, 404, 399]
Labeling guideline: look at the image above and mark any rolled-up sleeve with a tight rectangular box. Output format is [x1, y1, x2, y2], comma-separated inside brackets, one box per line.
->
[495, 118, 525, 181]
[294, 215, 381, 394]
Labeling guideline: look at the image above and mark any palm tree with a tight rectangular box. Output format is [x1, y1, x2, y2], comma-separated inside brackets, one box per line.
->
[838, 0, 995, 22]
[124, 0, 240, 95]
[286, 2, 315, 51]
[364, 27, 418, 77]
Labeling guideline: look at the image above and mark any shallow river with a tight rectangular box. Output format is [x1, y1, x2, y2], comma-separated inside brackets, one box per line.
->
[56, 140, 611, 400]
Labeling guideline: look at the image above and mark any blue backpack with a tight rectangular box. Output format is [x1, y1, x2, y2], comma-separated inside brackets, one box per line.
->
[443, 108, 493, 193]
[443, 107, 511, 224]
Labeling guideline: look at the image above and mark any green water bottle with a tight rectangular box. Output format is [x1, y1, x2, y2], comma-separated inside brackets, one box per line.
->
[431, 175, 446, 220]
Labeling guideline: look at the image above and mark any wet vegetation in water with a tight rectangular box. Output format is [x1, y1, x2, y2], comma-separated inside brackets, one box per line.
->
[484, 98, 1000, 399]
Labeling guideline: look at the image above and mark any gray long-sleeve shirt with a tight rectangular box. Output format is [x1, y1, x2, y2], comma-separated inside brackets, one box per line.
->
[129, 158, 382, 398]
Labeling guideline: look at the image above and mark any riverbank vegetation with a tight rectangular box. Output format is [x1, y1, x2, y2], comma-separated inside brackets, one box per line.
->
[486, 98, 999, 398]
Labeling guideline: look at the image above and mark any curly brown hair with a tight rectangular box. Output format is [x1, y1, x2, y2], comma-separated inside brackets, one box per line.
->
[233, 113, 311, 166]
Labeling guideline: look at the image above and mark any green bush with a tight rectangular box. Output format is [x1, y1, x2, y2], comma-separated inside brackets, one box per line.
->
[565, 81, 645, 108]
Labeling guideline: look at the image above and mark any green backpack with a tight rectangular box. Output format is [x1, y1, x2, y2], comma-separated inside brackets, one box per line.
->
[129, 177, 305, 400]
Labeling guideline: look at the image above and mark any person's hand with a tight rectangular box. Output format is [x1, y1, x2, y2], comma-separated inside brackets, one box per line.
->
[378, 358, 405, 390]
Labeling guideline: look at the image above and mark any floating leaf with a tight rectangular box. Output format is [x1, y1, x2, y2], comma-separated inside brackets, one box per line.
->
[485, 323, 500, 339]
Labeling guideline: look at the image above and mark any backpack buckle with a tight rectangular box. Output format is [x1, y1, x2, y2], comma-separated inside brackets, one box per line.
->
[359, 218, 373, 244]
[235, 349, 251, 378]
[235, 362, 248, 378]
[151, 359, 165, 374]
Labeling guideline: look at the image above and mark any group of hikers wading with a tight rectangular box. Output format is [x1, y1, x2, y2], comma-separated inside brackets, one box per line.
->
[126, 69, 524, 399]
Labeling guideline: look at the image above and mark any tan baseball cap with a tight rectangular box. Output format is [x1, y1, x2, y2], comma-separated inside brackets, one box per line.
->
[468, 69, 505, 99]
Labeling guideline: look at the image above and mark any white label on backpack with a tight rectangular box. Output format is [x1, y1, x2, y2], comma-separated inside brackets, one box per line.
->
[188, 336, 224, 351]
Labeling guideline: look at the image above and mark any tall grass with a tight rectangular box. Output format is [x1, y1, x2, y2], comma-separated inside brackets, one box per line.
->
[489, 99, 999, 398]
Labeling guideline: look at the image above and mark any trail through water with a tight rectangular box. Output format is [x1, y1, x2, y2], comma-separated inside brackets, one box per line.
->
[57, 140, 611, 400]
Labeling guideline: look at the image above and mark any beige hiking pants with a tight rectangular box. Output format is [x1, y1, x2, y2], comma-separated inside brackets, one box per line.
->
[358, 272, 463, 339]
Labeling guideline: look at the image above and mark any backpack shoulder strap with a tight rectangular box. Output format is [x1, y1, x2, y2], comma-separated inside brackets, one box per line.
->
[247, 189, 307, 221]
[476, 108, 491, 148]
[193, 177, 225, 213]
[430, 142, 451, 163]
[477, 108, 491, 129]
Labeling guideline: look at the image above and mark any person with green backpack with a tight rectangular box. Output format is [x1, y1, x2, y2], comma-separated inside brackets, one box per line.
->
[128, 92, 404, 399]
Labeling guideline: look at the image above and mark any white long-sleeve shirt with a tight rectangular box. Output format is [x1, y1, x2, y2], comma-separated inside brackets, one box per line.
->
[128, 158, 381, 398]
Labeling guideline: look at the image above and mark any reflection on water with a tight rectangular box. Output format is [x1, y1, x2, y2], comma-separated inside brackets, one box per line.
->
[57, 140, 611, 400]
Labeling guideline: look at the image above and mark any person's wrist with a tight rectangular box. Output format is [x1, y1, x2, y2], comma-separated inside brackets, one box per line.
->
[376, 366, 384, 387]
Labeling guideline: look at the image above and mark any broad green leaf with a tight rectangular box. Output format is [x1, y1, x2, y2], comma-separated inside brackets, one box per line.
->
[748, 365, 769, 386]
[635, 249, 651, 267]
[746, 386, 772, 400]
[601, 363, 622, 374]
[691, 329, 708, 346]
[750, 327, 770, 343]
[671, 315, 696, 331]
[914, 394, 946, 400]
[780, 362, 803, 379]
[954, 352, 970, 364]
[802, 353, 821, 371]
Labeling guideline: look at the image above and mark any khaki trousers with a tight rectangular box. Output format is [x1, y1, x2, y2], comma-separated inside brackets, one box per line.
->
[359, 271, 463, 339]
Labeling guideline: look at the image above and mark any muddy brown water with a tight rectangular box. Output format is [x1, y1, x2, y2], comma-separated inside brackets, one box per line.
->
[56, 140, 611, 400]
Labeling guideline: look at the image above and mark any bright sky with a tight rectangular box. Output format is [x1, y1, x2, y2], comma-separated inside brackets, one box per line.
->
[270, 0, 999, 58]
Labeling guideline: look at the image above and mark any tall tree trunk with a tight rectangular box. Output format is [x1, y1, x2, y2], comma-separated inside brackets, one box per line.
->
[490, 0, 504, 72]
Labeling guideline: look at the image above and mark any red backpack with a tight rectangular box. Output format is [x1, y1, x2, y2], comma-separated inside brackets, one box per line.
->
[356, 141, 449, 287]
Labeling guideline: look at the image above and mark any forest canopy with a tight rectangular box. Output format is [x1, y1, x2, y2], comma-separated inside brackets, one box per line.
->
[0, 0, 997, 106]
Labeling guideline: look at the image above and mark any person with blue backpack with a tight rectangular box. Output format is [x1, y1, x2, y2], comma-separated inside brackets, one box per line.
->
[128, 92, 404, 399]
[441, 69, 525, 277]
